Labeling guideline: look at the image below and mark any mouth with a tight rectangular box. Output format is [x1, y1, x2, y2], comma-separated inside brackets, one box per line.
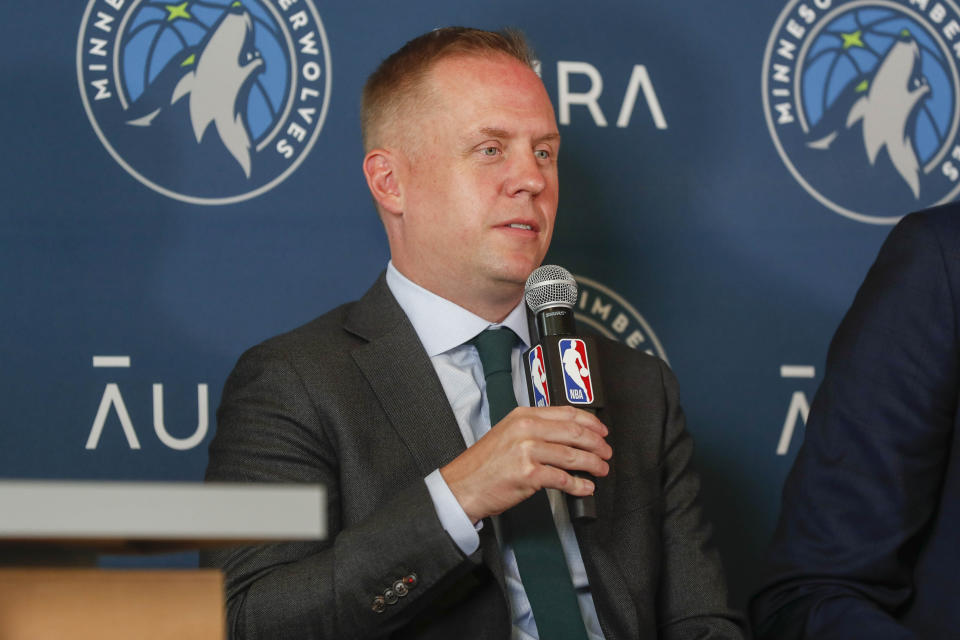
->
[241, 48, 263, 69]
[911, 74, 929, 94]
[498, 218, 540, 234]
[497, 222, 540, 240]
[237, 13, 264, 73]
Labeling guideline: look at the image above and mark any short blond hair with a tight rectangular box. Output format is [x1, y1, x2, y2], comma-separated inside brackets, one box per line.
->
[361, 27, 536, 152]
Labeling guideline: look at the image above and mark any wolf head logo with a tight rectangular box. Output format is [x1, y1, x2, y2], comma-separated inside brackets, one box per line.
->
[126, 4, 264, 178]
[807, 31, 930, 198]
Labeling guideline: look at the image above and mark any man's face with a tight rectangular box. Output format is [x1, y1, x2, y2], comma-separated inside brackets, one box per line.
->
[391, 53, 560, 316]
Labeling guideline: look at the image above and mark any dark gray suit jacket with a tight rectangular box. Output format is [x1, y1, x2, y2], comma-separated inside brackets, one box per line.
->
[202, 275, 745, 639]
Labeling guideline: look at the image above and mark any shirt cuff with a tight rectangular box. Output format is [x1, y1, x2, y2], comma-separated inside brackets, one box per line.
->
[424, 469, 480, 555]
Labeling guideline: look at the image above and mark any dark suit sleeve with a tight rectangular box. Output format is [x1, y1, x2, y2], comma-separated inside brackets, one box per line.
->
[655, 360, 747, 640]
[201, 343, 472, 640]
[750, 212, 960, 639]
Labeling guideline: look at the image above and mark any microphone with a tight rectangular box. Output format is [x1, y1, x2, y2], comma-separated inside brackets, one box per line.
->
[522, 265, 604, 521]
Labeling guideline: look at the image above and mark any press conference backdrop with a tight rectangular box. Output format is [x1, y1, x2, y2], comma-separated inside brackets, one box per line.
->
[2, 0, 951, 610]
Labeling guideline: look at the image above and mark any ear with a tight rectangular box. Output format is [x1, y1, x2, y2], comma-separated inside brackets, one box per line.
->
[363, 149, 404, 216]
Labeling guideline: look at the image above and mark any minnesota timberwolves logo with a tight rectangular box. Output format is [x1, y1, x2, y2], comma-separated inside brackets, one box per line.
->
[573, 275, 668, 364]
[77, 0, 331, 205]
[763, 0, 960, 224]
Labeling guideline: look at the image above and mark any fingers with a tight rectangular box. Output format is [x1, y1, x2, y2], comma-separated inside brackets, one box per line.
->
[497, 408, 612, 497]
[504, 407, 612, 461]
[442, 406, 612, 522]
[536, 465, 596, 496]
[529, 405, 608, 437]
[525, 441, 610, 478]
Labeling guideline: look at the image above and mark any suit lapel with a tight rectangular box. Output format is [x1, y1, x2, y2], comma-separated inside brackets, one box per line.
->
[345, 275, 468, 476]
[346, 275, 509, 601]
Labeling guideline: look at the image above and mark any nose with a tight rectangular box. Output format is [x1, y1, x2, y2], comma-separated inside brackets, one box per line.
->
[505, 150, 547, 197]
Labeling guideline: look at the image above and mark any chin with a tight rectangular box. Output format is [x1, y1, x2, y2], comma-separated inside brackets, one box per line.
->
[482, 251, 545, 285]
[497, 263, 539, 287]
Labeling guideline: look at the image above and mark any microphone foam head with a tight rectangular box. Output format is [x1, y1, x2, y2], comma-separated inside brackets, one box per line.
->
[524, 265, 578, 313]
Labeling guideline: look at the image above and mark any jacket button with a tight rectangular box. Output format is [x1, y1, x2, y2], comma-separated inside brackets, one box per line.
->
[371, 595, 386, 613]
[403, 573, 418, 589]
[393, 580, 408, 597]
[384, 588, 398, 605]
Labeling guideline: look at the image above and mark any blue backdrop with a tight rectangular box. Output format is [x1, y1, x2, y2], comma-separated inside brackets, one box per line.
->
[4, 0, 953, 612]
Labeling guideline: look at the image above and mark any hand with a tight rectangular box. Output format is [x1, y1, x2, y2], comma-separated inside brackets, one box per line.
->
[440, 406, 612, 523]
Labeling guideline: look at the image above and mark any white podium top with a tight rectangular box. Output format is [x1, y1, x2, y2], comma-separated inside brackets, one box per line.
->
[0, 481, 325, 546]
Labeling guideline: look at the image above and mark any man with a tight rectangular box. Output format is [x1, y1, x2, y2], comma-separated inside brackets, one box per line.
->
[203, 27, 743, 640]
[751, 205, 960, 638]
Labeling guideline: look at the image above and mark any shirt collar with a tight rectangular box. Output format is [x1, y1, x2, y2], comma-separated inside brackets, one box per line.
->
[386, 261, 531, 357]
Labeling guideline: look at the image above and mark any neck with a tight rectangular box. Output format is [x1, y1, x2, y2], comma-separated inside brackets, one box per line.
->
[456, 288, 523, 324]
[392, 264, 523, 323]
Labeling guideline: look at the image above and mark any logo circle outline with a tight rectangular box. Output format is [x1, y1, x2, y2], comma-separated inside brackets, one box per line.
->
[76, 0, 332, 206]
[761, 0, 960, 224]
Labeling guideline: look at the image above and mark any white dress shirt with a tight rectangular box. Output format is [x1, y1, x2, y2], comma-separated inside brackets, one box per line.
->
[385, 262, 605, 640]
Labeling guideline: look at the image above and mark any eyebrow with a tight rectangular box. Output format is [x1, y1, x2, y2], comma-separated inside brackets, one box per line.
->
[478, 127, 561, 144]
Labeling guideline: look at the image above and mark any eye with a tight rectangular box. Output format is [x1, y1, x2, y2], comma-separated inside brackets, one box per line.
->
[534, 149, 550, 160]
[480, 146, 501, 157]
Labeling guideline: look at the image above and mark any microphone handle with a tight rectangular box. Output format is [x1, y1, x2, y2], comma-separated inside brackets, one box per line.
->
[528, 306, 599, 522]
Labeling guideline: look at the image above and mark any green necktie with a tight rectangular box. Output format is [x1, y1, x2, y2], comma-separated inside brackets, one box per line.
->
[471, 328, 590, 640]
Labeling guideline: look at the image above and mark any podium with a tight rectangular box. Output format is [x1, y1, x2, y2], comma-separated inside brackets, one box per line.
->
[0, 481, 326, 640]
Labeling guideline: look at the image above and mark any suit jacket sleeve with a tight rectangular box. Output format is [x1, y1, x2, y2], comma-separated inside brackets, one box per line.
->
[201, 340, 476, 640]
[750, 211, 960, 639]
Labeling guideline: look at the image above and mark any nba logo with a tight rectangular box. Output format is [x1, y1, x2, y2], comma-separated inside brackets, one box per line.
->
[528, 345, 550, 407]
[558, 338, 593, 404]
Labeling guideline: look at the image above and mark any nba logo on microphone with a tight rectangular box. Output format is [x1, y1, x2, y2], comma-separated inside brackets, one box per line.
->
[528, 345, 550, 407]
[559, 338, 593, 405]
